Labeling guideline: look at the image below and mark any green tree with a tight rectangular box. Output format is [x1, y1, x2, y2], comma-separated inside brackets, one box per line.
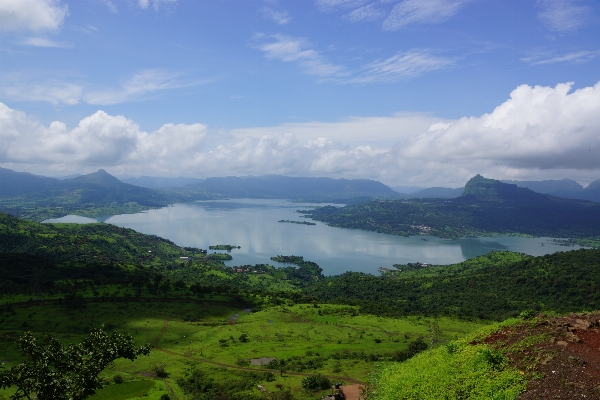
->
[0, 328, 150, 400]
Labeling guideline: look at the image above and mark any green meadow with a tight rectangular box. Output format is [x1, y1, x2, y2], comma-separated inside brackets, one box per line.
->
[0, 294, 484, 399]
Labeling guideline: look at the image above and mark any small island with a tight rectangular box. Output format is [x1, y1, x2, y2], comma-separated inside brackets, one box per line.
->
[206, 252, 233, 261]
[208, 245, 240, 251]
[278, 220, 316, 225]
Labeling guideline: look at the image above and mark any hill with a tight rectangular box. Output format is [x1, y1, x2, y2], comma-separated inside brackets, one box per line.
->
[303, 174, 600, 238]
[122, 176, 204, 188]
[370, 311, 600, 399]
[502, 178, 600, 203]
[398, 186, 463, 198]
[0, 168, 172, 221]
[167, 175, 399, 202]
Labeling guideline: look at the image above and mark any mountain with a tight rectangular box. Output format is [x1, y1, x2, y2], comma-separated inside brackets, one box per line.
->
[168, 175, 399, 202]
[303, 174, 600, 238]
[122, 176, 205, 189]
[399, 186, 464, 198]
[0, 167, 59, 197]
[500, 178, 600, 203]
[0, 168, 172, 221]
[501, 178, 583, 194]
[391, 185, 424, 194]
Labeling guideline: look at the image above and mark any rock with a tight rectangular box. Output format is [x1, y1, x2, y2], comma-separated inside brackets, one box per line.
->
[565, 332, 581, 343]
[556, 340, 568, 346]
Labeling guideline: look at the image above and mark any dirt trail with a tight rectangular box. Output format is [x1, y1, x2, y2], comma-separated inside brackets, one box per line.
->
[153, 319, 362, 385]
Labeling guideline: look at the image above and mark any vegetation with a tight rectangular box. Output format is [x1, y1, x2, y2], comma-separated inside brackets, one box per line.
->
[302, 175, 600, 239]
[0, 328, 150, 400]
[0, 169, 173, 222]
[278, 220, 316, 226]
[208, 245, 240, 251]
[306, 249, 600, 320]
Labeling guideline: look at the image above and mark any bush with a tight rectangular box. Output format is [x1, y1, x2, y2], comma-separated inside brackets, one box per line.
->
[152, 362, 168, 378]
[113, 374, 124, 384]
[160, 394, 170, 400]
[301, 374, 331, 392]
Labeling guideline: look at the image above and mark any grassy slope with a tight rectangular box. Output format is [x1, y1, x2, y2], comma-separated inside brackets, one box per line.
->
[0, 295, 485, 399]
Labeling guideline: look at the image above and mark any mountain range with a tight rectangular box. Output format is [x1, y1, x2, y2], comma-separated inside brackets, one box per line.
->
[305, 175, 600, 239]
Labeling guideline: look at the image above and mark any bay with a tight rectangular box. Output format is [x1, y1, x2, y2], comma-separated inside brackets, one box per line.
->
[45, 199, 583, 275]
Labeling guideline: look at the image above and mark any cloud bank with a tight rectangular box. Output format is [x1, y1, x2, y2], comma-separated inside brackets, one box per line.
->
[0, 0, 68, 32]
[1, 81, 600, 186]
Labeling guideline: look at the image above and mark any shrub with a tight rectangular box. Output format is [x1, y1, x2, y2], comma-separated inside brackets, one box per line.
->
[160, 394, 170, 400]
[301, 374, 331, 392]
[152, 362, 168, 378]
[113, 375, 123, 384]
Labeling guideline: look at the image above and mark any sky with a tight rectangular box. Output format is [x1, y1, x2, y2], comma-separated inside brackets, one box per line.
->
[0, 0, 599, 187]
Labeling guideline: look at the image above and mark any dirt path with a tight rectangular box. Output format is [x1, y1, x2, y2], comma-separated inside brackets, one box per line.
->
[153, 319, 362, 385]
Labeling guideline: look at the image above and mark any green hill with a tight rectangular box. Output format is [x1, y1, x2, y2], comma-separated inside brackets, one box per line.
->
[303, 174, 600, 238]
[305, 248, 600, 320]
[0, 168, 172, 221]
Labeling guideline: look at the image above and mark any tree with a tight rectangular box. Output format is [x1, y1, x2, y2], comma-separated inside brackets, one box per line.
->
[0, 327, 150, 400]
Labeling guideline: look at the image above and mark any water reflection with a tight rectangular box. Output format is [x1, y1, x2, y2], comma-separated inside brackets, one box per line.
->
[45, 199, 582, 275]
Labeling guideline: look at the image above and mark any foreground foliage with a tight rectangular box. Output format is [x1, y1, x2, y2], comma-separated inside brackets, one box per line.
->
[0, 328, 150, 400]
[369, 319, 526, 400]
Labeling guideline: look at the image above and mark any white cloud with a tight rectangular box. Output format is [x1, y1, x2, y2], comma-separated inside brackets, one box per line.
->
[255, 35, 451, 82]
[3, 82, 83, 105]
[2, 81, 600, 186]
[352, 50, 454, 82]
[261, 7, 291, 25]
[0, 0, 68, 32]
[345, 3, 385, 22]
[382, 0, 466, 30]
[20, 37, 69, 47]
[83, 70, 209, 105]
[537, 0, 590, 32]
[254, 34, 346, 78]
[522, 50, 600, 66]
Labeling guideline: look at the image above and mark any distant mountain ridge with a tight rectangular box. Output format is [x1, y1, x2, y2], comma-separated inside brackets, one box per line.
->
[122, 176, 205, 189]
[304, 175, 600, 239]
[0, 168, 171, 221]
[168, 175, 399, 202]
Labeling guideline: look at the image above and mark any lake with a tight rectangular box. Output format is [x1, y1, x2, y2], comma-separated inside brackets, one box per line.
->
[45, 199, 583, 275]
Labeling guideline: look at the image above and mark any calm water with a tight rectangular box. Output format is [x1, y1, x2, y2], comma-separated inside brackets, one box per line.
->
[45, 199, 582, 275]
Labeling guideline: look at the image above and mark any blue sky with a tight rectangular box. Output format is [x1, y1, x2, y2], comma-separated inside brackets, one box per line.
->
[1, 0, 599, 187]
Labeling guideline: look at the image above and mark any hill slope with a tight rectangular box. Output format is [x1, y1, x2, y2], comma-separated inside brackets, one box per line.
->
[303, 174, 600, 238]
[371, 312, 600, 399]
[0, 168, 172, 221]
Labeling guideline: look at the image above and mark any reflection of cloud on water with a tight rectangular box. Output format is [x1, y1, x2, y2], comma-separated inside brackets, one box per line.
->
[61, 200, 581, 275]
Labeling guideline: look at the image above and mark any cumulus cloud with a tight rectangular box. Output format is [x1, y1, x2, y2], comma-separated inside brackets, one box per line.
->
[2, 81, 600, 186]
[382, 0, 467, 30]
[397, 81, 600, 179]
[537, 0, 591, 32]
[0, 0, 68, 32]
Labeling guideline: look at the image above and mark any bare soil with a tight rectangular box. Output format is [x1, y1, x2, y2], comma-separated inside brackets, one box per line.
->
[482, 312, 600, 399]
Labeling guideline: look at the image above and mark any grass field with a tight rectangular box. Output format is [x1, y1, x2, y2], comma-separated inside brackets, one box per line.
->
[0, 294, 485, 399]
